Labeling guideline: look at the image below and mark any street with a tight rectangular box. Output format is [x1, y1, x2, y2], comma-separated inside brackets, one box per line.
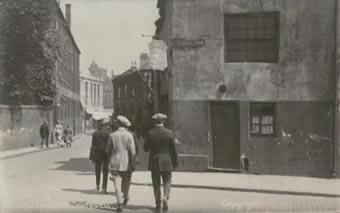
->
[0, 134, 340, 213]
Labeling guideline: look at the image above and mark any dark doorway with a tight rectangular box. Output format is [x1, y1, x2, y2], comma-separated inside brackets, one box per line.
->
[210, 102, 240, 169]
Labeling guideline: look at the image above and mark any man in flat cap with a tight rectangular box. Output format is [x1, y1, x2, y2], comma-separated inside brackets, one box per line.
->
[144, 113, 178, 212]
[105, 115, 136, 212]
[90, 118, 110, 194]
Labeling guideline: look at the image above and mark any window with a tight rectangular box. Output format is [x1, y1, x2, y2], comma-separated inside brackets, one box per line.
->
[132, 87, 135, 97]
[250, 103, 275, 136]
[118, 87, 121, 98]
[124, 84, 128, 98]
[224, 12, 279, 63]
[85, 82, 88, 105]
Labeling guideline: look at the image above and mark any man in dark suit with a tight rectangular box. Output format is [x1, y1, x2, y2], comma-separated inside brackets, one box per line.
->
[40, 120, 49, 148]
[90, 118, 110, 194]
[143, 113, 178, 212]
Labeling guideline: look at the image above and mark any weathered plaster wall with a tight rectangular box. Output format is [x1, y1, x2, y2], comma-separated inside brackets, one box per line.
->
[171, 0, 334, 101]
[0, 105, 54, 150]
[241, 101, 332, 177]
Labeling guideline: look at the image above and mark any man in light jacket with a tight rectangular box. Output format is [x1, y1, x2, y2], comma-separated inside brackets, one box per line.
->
[105, 115, 136, 212]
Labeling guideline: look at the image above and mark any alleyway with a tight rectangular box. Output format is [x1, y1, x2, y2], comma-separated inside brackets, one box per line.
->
[0, 134, 339, 213]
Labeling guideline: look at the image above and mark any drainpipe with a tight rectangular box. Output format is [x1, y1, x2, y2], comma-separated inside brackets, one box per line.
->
[333, 0, 339, 177]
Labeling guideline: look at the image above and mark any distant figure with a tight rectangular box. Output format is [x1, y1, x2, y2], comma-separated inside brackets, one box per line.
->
[143, 113, 178, 212]
[54, 122, 64, 147]
[90, 118, 110, 194]
[105, 115, 136, 212]
[64, 124, 73, 148]
[40, 120, 49, 148]
[121, 122, 139, 205]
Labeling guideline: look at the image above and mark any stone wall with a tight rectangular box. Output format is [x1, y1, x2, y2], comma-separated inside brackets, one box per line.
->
[0, 105, 54, 150]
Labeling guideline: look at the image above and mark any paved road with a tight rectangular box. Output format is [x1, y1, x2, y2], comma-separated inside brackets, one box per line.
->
[0, 134, 339, 213]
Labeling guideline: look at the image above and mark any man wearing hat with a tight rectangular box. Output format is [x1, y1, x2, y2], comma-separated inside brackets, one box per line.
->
[143, 113, 178, 212]
[89, 118, 110, 194]
[105, 115, 136, 212]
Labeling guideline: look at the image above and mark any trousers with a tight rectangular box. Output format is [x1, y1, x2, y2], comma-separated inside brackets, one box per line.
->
[41, 137, 49, 148]
[111, 171, 127, 204]
[151, 170, 172, 206]
[95, 158, 109, 189]
[121, 170, 133, 199]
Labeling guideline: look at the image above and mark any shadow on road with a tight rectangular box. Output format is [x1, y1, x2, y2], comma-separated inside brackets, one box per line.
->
[53, 158, 93, 172]
[63, 188, 116, 196]
[131, 182, 340, 198]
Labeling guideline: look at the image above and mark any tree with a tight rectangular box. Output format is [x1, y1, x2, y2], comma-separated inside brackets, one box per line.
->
[0, 0, 60, 106]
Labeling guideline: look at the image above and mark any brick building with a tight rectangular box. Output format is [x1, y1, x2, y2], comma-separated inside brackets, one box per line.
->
[112, 59, 154, 135]
[54, 3, 82, 135]
[156, 0, 340, 177]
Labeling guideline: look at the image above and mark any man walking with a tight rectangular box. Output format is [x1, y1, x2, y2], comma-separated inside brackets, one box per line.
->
[40, 120, 49, 148]
[90, 118, 110, 194]
[121, 122, 139, 205]
[143, 113, 178, 212]
[105, 115, 136, 212]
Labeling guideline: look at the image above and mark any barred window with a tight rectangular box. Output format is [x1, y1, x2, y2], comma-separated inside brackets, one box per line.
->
[250, 103, 276, 136]
[224, 12, 279, 63]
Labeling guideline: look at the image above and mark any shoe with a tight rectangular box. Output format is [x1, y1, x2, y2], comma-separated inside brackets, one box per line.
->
[96, 185, 100, 190]
[155, 204, 161, 210]
[123, 198, 129, 205]
[102, 188, 107, 194]
[162, 199, 168, 212]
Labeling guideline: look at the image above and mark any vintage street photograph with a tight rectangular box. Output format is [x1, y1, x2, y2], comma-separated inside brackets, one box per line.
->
[0, 0, 340, 212]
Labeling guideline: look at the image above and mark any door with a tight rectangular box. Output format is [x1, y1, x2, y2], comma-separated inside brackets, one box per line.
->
[210, 102, 240, 169]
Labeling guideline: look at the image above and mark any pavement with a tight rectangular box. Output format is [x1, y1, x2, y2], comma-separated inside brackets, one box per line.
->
[0, 133, 340, 213]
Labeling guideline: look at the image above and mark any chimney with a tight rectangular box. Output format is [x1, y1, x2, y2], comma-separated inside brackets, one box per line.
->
[65, 4, 71, 30]
[139, 53, 150, 70]
[131, 61, 137, 71]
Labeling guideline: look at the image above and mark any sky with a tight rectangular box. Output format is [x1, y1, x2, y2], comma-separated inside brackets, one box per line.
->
[59, 0, 159, 76]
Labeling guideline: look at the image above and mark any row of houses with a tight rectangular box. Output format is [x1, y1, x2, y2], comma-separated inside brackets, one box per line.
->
[113, 0, 340, 177]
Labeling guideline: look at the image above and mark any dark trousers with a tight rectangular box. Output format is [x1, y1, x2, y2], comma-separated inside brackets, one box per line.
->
[41, 137, 49, 148]
[121, 170, 133, 199]
[95, 158, 109, 189]
[151, 170, 172, 206]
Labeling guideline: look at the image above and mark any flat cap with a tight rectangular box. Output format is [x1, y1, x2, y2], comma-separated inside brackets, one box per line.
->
[116, 115, 131, 127]
[152, 113, 167, 120]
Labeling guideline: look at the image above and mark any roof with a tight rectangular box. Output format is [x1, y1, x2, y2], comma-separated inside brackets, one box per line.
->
[54, 0, 81, 54]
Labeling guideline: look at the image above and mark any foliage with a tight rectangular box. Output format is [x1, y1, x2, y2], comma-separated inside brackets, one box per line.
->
[0, 0, 61, 105]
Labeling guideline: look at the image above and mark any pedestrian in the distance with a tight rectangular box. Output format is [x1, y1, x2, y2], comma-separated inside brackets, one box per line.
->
[105, 115, 136, 212]
[40, 120, 49, 148]
[90, 118, 110, 194]
[54, 121, 64, 147]
[64, 124, 73, 148]
[121, 122, 139, 205]
[143, 113, 178, 212]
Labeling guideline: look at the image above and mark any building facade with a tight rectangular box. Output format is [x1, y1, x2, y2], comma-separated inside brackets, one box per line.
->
[54, 3, 82, 135]
[113, 63, 154, 135]
[156, 0, 340, 177]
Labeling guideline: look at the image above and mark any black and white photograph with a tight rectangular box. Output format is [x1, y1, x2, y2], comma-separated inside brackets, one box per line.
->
[0, 0, 340, 212]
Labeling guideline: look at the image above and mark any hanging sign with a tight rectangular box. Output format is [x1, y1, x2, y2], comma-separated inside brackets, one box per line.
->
[171, 37, 206, 50]
[149, 39, 168, 71]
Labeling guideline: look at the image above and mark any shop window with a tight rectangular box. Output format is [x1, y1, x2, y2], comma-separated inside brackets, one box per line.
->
[250, 103, 276, 136]
[224, 12, 279, 63]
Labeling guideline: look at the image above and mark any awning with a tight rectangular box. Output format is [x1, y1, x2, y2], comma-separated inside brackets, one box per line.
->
[85, 108, 111, 120]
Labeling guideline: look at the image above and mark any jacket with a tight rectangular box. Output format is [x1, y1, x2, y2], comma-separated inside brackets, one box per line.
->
[143, 126, 178, 171]
[40, 124, 49, 138]
[105, 127, 136, 171]
[90, 128, 110, 161]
